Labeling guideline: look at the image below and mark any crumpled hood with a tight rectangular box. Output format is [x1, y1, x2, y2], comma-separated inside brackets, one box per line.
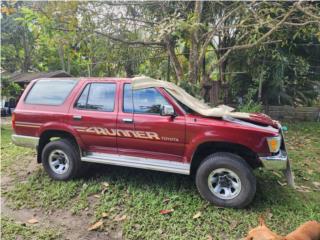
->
[246, 113, 278, 128]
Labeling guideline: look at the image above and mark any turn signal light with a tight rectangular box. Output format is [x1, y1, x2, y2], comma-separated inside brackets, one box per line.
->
[266, 136, 281, 153]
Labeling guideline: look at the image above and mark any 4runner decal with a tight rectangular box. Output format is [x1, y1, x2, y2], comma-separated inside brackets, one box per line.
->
[74, 126, 179, 142]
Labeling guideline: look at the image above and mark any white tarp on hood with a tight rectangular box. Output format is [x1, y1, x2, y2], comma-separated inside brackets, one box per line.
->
[132, 76, 250, 119]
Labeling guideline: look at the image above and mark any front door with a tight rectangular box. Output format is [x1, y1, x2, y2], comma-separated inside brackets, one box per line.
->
[69, 81, 118, 154]
[117, 83, 186, 162]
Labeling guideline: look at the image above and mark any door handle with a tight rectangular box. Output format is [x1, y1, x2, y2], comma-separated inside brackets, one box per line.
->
[122, 118, 133, 123]
[73, 115, 82, 121]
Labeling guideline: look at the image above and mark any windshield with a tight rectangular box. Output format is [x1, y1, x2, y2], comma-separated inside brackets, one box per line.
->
[132, 76, 244, 118]
[165, 89, 196, 114]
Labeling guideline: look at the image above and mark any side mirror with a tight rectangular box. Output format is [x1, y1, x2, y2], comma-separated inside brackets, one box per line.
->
[161, 105, 175, 116]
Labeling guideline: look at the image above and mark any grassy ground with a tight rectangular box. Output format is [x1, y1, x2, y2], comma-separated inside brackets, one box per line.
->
[1, 217, 60, 240]
[1, 122, 320, 239]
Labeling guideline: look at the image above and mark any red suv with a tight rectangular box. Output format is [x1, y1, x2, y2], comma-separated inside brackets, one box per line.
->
[12, 77, 290, 208]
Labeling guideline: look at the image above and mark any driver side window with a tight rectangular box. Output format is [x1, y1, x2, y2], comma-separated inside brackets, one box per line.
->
[123, 84, 169, 114]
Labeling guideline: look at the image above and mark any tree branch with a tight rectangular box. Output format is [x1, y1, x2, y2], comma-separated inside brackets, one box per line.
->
[208, 3, 297, 73]
[284, 20, 320, 26]
[94, 30, 165, 46]
[296, 2, 320, 20]
[197, 3, 244, 68]
[51, 26, 165, 47]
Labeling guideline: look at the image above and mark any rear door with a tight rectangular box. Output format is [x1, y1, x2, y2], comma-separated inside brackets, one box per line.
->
[68, 81, 118, 154]
[117, 83, 186, 162]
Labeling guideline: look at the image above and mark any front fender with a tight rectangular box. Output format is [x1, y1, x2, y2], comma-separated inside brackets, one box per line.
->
[185, 123, 275, 162]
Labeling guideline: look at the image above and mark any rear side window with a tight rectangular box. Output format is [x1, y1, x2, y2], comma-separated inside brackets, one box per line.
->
[75, 83, 116, 112]
[25, 79, 77, 105]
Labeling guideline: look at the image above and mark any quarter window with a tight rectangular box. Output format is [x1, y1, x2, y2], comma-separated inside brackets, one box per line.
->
[25, 79, 77, 105]
[76, 83, 116, 112]
[123, 84, 169, 114]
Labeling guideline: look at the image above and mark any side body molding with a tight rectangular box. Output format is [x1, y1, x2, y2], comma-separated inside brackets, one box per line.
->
[82, 152, 190, 175]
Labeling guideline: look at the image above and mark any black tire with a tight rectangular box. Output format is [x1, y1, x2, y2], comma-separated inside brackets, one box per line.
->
[195, 152, 256, 208]
[42, 139, 84, 180]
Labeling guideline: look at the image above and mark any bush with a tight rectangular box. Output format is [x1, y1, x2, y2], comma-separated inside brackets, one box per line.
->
[1, 77, 22, 98]
[238, 100, 263, 113]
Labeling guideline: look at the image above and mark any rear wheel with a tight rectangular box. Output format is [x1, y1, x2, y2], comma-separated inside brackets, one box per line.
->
[42, 139, 84, 180]
[195, 152, 256, 208]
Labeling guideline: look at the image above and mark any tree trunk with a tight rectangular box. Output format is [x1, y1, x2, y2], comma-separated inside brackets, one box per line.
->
[188, 1, 203, 84]
[58, 46, 65, 71]
[165, 37, 184, 82]
[219, 60, 228, 104]
[67, 51, 71, 74]
[258, 73, 263, 102]
[124, 61, 134, 77]
[210, 80, 219, 105]
[258, 59, 265, 102]
[22, 28, 31, 72]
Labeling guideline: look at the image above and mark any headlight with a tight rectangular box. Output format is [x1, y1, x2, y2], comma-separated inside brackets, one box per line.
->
[266, 136, 281, 153]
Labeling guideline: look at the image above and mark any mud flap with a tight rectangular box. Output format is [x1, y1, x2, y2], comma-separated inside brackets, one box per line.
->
[280, 126, 295, 188]
[284, 157, 295, 188]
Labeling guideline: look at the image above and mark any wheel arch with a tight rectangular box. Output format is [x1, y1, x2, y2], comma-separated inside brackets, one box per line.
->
[37, 129, 81, 163]
[190, 141, 261, 175]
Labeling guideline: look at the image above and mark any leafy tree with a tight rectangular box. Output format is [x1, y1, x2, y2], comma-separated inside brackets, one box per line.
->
[1, 1, 319, 107]
[1, 77, 22, 99]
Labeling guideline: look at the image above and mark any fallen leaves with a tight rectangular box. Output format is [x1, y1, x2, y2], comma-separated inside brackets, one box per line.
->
[272, 171, 282, 178]
[296, 185, 312, 193]
[27, 218, 38, 224]
[159, 209, 174, 215]
[277, 180, 287, 187]
[192, 211, 201, 219]
[88, 220, 103, 231]
[312, 181, 320, 189]
[229, 219, 240, 230]
[100, 182, 110, 194]
[162, 198, 170, 204]
[101, 212, 108, 218]
[114, 215, 127, 222]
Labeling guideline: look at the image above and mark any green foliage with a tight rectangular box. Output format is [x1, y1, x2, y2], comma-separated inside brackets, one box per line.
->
[238, 101, 263, 113]
[1, 77, 22, 98]
[1, 1, 319, 106]
[178, 79, 201, 98]
[238, 88, 263, 113]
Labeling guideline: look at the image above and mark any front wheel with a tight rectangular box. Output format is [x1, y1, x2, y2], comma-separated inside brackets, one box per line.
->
[195, 152, 256, 208]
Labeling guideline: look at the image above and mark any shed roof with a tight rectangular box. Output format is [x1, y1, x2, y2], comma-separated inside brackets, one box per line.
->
[5, 70, 72, 83]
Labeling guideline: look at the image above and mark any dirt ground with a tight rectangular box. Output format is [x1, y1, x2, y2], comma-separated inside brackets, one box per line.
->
[1, 161, 114, 240]
[1, 161, 125, 239]
[1, 119, 122, 239]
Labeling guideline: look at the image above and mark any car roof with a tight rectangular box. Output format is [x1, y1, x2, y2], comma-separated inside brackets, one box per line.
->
[29, 77, 134, 85]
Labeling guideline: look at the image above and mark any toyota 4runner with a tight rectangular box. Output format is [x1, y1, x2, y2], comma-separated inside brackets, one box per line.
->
[12, 77, 292, 208]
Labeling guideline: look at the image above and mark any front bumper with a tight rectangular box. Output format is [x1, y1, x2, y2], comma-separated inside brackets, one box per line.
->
[12, 134, 39, 149]
[259, 124, 295, 187]
[259, 149, 288, 170]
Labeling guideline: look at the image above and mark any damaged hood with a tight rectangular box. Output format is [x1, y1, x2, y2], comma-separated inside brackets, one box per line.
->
[132, 76, 277, 127]
[249, 113, 277, 127]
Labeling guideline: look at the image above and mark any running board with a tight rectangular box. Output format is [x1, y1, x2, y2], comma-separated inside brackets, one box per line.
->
[81, 152, 190, 175]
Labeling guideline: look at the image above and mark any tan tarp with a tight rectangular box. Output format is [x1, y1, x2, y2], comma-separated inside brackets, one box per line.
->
[132, 76, 250, 119]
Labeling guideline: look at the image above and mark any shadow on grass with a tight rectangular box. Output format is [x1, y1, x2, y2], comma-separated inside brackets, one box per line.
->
[83, 163, 297, 209]
[84, 163, 193, 191]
